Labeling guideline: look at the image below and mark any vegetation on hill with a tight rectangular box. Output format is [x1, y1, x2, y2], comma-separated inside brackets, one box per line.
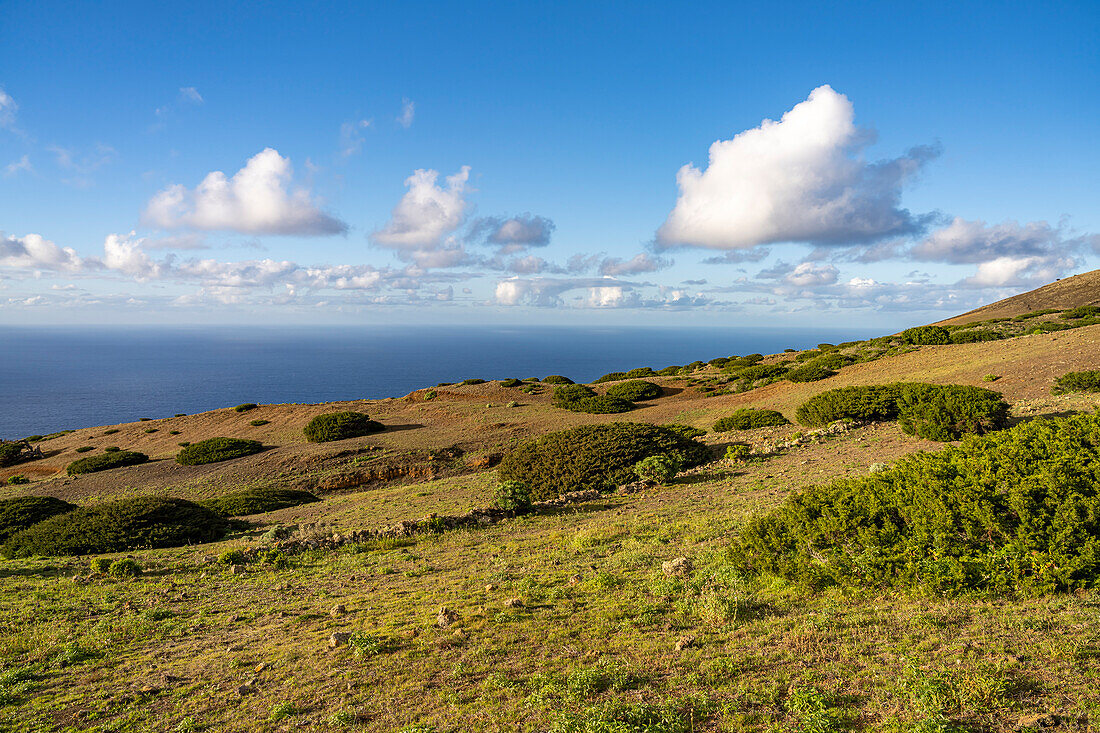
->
[1053, 370, 1100, 395]
[1, 497, 229, 557]
[0, 497, 77, 543]
[0, 442, 33, 468]
[552, 385, 633, 414]
[712, 409, 790, 432]
[303, 411, 384, 442]
[733, 413, 1100, 596]
[66, 450, 149, 476]
[604, 380, 662, 401]
[200, 487, 319, 516]
[176, 437, 265, 465]
[795, 383, 1008, 440]
[542, 375, 575, 384]
[498, 422, 710, 500]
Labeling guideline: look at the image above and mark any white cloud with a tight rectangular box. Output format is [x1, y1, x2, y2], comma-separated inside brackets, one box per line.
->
[657, 84, 935, 250]
[911, 217, 1095, 264]
[470, 214, 555, 252]
[961, 256, 1075, 288]
[3, 155, 32, 178]
[0, 233, 84, 271]
[598, 253, 671, 276]
[339, 118, 372, 158]
[103, 232, 163, 279]
[179, 87, 204, 104]
[397, 98, 415, 128]
[144, 148, 348, 235]
[784, 262, 839, 288]
[372, 166, 470, 253]
[0, 88, 16, 129]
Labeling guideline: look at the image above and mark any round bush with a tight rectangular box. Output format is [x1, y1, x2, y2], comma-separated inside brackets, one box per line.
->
[731, 364, 789, 382]
[0, 496, 77, 542]
[553, 384, 595, 403]
[712, 409, 790, 432]
[895, 384, 1009, 441]
[551, 384, 633, 414]
[1053, 370, 1100, 395]
[7, 475, 29, 485]
[201, 487, 319, 516]
[785, 363, 837, 383]
[108, 558, 142, 577]
[233, 403, 258, 412]
[74, 446, 94, 453]
[249, 419, 269, 427]
[497, 423, 711, 500]
[732, 412, 1100, 596]
[176, 437, 264, 466]
[796, 385, 904, 427]
[500, 378, 522, 388]
[461, 378, 487, 385]
[1, 496, 230, 557]
[303, 412, 384, 443]
[493, 481, 533, 514]
[67, 451, 149, 476]
[633, 454, 681, 483]
[659, 424, 706, 440]
[543, 375, 575, 385]
[900, 325, 952, 345]
[605, 380, 662, 402]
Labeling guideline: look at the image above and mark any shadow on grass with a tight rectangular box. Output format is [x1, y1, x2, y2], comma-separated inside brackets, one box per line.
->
[378, 423, 425, 433]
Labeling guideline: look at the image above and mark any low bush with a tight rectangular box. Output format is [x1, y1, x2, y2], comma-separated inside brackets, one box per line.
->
[950, 329, 1004, 343]
[796, 383, 1008, 440]
[553, 385, 633, 414]
[103, 446, 120, 452]
[633, 454, 682, 483]
[66, 451, 148, 476]
[732, 412, 1100, 596]
[74, 446, 94, 453]
[712, 409, 790, 432]
[169, 430, 181, 435]
[176, 437, 264, 465]
[1052, 370, 1100, 395]
[143, 428, 158, 434]
[200, 487, 319, 516]
[784, 363, 837, 383]
[1061, 305, 1100, 320]
[605, 380, 662, 401]
[2, 497, 229, 557]
[249, 419, 269, 427]
[493, 481, 532, 514]
[0, 497, 77, 542]
[724, 444, 751, 461]
[543, 375, 575, 385]
[6, 475, 29, 485]
[500, 378, 522, 387]
[103, 429, 120, 435]
[0, 443, 31, 468]
[108, 558, 142, 577]
[498, 423, 710, 500]
[659, 424, 706, 440]
[900, 325, 952, 345]
[1026, 321, 1075, 334]
[303, 411, 384, 442]
[233, 403, 258, 412]
[461, 378, 486, 385]
[731, 364, 788, 382]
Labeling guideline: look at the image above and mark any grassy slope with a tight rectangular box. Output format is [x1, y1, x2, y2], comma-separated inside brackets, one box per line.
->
[935, 268, 1100, 326]
[0, 325, 1098, 730]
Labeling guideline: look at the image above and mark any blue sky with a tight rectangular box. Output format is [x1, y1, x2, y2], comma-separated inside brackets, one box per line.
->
[1, 0, 1097, 327]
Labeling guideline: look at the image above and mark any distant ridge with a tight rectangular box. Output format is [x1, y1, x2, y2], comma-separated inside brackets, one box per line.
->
[936, 268, 1100, 326]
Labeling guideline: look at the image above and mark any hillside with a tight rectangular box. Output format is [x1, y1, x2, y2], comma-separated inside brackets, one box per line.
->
[935, 268, 1100, 326]
[0, 292, 1099, 732]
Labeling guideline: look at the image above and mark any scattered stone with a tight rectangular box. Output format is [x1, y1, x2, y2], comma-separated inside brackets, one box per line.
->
[1016, 713, 1061, 729]
[328, 632, 352, 648]
[71, 575, 87, 584]
[436, 607, 459, 627]
[331, 604, 346, 618]
[662, 557, 693, 579]
[616, 480, 654, 495]
[484, 584, 496, 592]
[229, 564, 245, 575]
[504, 597, 525, 608]
[161, 673, 183, 684]
[568, 575, 581, 586]
[675, 635, 697, 651]
[452, 628, 466, 639]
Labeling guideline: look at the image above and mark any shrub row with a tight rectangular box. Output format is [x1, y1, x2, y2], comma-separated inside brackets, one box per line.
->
[592, 368, 656, 384]
[498, 422, 711, 500]
[1053, 370, 1100, 395]
[795, 383, 1008, 441]
[604, 380, 662, 401]
[900, 325, 952, 345]
[731, 412, 1100, 596]
[0, 497, 77, 543]
[552, 385, 633, 414]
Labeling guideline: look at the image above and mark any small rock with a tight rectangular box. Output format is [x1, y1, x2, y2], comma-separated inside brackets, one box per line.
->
[452, 628, 466, 639]
[329, 632, 352, 648]
[1016, 713, 1061, 729]
[161, 673, 183, 684]
[229, 564, 245, 575]
[662, 557, 693, 579]
[675, 635, 697, 651]
[568, 575, 581, 586]
[504, 597, 525, 608]
[436, 607, 459, 627]
[331, 604, 346, 618]
[484, 584, 496, 592]
[253, 662, 269, 674]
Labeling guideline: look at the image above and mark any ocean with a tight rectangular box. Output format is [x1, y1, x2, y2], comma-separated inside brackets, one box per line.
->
[0, 325, 869, 438]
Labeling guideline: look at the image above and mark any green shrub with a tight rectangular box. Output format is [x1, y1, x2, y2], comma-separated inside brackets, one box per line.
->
[1053, 370, 1100, 395]
[796, 385, 901, 427]
[500, 378, 522, 387]
[605, 380, 662, 401]
[1026, 321, 1075, 334]
[553, 385, 633, 414]
[808, 352, 855, 370]
[982, 374, 999, 382]
[498, 423, 711, 500]
[900, 325, 952, 345]
[895, 384, 1009, 441]
[950, 329, 1004, 343]
[174, 413, 186, 417]
[659, 424, 706, 440]
[724, 444, 751, 461]
[0, 497, 77, 542]
[66, 451, 149, 476]
[731, 364, 788, 382]
[89, 557, 111, 573]
[461, 378, 486, 385]
[2, 497, 229, 557]
[103, 429, 119, 435]
[712, 409, 790, 432]
[0, 443, 31, 468]
[6, 475, 29, 485]
[103, 446, 120, 452]
[143, 428, 158, 434]
[424, 389, 437, 400]
[785, 363, 837, 383]
[169, 430, 181, 435]
[74, 446, 94, 453]
[233, 403, 258, 412]
[108, 558, 142, 577]
[249, 419, 269, 427]
[543, 375, 575, 385]
[218, 549, 247, 565]
[732, 412, 1100, 596]
[138, 418, 152, 422]
[176, 437, 264, 465]
[303, 411, 384, 442]
[553, 384, 596, 403]
[493, 481, 533, 514]
[1061, 305, 1100, 320]
[201, 487, 319, 516]
[633, 454, 682, 483]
